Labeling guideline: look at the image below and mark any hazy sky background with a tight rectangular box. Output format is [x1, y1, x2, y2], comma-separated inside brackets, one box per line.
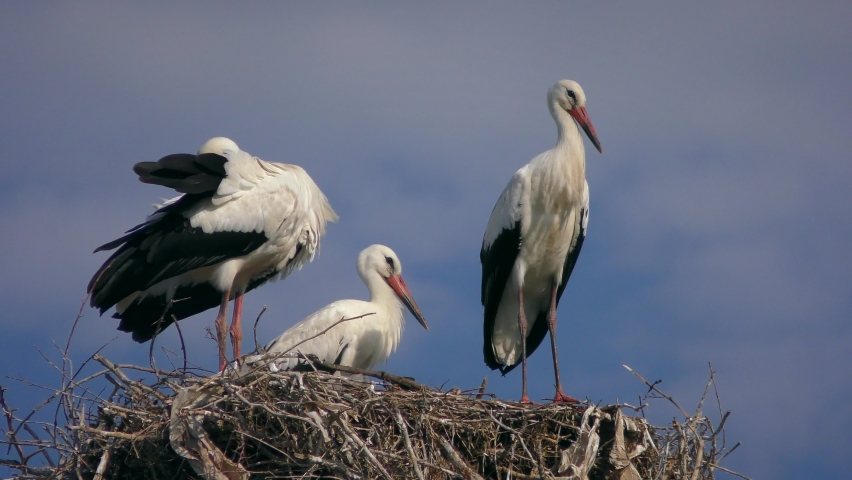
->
[2, 3, 851, 478]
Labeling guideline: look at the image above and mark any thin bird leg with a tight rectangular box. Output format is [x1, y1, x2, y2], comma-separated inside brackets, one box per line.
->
[215, 287, 231, 372]
[518, 287, 532, 404]
[229, 292, 244, 364]
[547, 280, 580, 404]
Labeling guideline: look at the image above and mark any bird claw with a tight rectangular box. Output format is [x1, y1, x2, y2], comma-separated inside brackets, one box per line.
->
[518, 394, 534, 405]
[553, 392, 581, 404]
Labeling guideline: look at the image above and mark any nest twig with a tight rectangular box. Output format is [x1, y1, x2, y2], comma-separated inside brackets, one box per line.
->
[0, 298, 749, 480]
[0, 352, 750, 479]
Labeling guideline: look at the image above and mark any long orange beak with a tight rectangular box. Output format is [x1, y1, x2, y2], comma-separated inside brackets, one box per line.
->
[386, 275, 429, 330]
[569, 106, 603, 154]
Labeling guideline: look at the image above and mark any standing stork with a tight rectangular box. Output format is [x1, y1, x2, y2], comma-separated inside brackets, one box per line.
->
[481, 80, 602, 403]
[88, 137, 338, 371]
[241, 244, 428, 372]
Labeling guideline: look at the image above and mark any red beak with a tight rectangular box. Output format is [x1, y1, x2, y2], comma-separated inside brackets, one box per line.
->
[569, 106, 603, 154]
[386, 275, 429, 330]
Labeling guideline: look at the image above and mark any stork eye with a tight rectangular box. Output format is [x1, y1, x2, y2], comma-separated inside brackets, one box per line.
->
[385, 256, 395, 270]
[566, 89, 576, 100]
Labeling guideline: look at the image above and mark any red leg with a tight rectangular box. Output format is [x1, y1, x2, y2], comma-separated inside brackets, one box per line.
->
[518, 287, 532, 404]
[229, 292, 244, 363]
[215, 288, 231, 372]
[547, 281, 580, 404]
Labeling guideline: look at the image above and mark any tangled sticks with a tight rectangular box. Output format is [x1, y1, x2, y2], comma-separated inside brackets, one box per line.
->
[1, 356, 747, 479]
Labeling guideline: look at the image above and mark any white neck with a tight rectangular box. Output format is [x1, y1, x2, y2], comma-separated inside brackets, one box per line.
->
[363, 271, 405, 323]
[551, 105, 585, 155]
[545, 104, 587, 189]
[363, 273, 392, 303]
[361, 271, 405, 360]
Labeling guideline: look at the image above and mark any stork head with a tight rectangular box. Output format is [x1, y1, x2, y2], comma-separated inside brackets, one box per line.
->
[548, 80, 602, 154]
[198, 137, 240, 155]
[358, 245, 429, 330]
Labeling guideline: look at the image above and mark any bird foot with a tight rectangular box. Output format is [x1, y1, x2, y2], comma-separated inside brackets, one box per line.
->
[518, 394, 534, 404]
[553, 392, 581, 404]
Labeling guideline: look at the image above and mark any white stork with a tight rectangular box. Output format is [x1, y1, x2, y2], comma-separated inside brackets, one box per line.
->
[481, 80, 602, 403]
[241, 244, 428, 373]
[88, 137, 338, 371]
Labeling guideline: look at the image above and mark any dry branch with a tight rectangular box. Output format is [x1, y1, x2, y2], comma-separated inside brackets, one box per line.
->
[1, 353, 750, 479]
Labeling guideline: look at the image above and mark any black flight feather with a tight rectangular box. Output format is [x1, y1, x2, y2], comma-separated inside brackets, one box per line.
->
[481, 221, 522, 370]
[133, 153, 227, 193]
[90, 152, 237, 311]
[111, 247, 301, 343]
[88, 210, 269, 314]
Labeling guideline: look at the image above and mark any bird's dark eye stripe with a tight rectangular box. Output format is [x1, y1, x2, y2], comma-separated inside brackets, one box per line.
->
[385, 256, 395, 268]
[566, 89, 576, 100]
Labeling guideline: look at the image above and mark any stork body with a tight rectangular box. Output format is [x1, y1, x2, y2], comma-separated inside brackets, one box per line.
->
[481, 80, 602, 403]
[242, 244, 428, 372]
[88, 137, 337, 371]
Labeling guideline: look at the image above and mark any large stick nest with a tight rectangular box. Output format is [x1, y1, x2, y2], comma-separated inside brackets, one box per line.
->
[1, 354, 747, 479]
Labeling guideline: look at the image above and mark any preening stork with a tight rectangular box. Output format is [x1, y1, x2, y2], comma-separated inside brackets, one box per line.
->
[240, 244, 428, 373]
[88, 137, 337, 371]
[481, 80, 602, 403]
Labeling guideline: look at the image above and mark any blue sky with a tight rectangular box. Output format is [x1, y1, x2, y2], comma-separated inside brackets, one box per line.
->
[2, 3, 851, 478]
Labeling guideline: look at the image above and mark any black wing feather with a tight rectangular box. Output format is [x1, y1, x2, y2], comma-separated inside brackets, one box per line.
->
[481, 222, 522, 370]
[88, 210, 269, 313]
[112, 247, 300, 342]
[133, 153, 227, 193]
[115, 281, 222, 342]
[89, 152, 240, 311]
[194, 153, 228, 176]
[89, 174, 268, 315]
[333, 343, 350, 365]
